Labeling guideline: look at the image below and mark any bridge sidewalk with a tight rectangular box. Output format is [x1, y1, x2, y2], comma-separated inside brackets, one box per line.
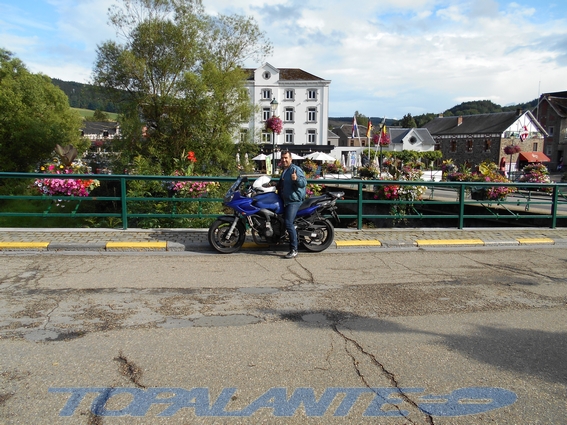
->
[1, 227, 567, 252]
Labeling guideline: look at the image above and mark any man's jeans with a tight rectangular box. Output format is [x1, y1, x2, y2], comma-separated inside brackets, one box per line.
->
[283, 202, 301, 251]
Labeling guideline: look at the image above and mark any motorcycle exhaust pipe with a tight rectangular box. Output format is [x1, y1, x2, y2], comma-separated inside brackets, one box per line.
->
[260, 209, 275, 237]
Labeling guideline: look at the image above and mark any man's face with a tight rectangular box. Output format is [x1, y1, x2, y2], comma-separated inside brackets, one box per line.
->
[281, 153, 292, 168]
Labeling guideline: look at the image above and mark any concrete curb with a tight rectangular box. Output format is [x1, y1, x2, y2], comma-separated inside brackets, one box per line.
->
[2, 227, 567, 252]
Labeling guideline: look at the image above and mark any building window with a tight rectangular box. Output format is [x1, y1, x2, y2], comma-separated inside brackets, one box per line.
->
[484, 139, 491, 152]
[285, 129, 294, 143]
[307, 107, 317, 122]
[548, 126, 554, 136]
[261, 132, 272, 143]
[261, 89, 272, 100]
[262, 71, 271, 80]
[307, 129, 316, 143]
[450, 140, 457, 152]
[533, 142, 538, 151]
[467, 139, 473, 152]
[240, 130, 248, 143]
[285, 89, 294, 100]
[284, 107, 294, 122]
[262, 107, 271, 121]
[307, 89, 317, 100]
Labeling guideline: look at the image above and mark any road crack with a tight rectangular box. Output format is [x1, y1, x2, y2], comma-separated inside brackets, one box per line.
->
[332, 324, 434, 425]
[114, 351, 146, 388]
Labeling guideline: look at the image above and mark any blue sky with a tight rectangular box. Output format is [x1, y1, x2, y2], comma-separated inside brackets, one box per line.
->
[1, 0, 567, 119]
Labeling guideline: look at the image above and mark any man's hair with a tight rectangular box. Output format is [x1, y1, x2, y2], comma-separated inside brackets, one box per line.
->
[281, 150, 292, 158]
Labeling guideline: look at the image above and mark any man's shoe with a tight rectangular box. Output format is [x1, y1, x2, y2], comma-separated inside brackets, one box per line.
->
[285, 249, 298, 259]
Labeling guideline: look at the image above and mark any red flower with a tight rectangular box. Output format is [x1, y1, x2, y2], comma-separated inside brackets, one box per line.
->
[504, 145, 521, 155]
[187, 151, 197, 163]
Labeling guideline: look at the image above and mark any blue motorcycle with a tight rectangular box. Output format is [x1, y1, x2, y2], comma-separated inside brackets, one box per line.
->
[208, 175, 344, 254]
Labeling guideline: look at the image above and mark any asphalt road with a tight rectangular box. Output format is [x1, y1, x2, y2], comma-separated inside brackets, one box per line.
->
[0, 247, 566, 424]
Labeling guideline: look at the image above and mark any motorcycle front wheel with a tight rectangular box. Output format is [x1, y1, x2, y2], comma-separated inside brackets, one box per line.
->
[301, 219, 334, 252]
[208, 219, 246, 253]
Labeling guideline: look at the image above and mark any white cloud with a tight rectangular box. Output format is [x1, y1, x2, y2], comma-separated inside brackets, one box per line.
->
[2, 0, 567, 116]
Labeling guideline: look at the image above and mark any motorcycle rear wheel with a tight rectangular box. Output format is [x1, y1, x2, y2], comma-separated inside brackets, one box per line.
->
[301, 219, 334, 252]
[208, 219, 246, 253]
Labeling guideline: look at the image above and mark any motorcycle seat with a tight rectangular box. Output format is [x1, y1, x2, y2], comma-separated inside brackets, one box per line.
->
[299, 195, 328, 210]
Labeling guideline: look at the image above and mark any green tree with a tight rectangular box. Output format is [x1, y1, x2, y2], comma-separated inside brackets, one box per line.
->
[400, 113, 417, 128]
[93, 0, 271, 174]
[0, 49, 85, 172]
[354, 111, 368, 127]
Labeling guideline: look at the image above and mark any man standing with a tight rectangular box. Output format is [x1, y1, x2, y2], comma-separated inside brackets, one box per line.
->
[277, 151, 307, 259]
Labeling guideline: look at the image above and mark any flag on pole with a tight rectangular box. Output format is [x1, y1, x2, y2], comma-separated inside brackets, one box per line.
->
[381, 119, 387, 137]
[366, 120, 373, 138]
[520, 125, 529, 141]
[351, 116, 359, 138]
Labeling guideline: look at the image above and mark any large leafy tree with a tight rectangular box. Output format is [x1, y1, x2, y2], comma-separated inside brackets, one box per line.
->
[0, 49, 85, 172]
[93, 0, 272, 174]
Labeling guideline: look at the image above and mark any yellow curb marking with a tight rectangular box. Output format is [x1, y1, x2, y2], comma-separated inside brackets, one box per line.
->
[0, 242, 50, 249]
[242, 242, 269, 249]
[516, 238, 554, 245]
[106, 242, 167, 249]
[336, 240, 382, 247]
[416, 239, 484, 246]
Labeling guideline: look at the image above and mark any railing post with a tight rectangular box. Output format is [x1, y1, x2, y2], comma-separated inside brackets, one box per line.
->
[120, 176, 128, 229]
[459, 183, 465, 229]
[358, 181, 363, 230]
[551, 184, 558, 229]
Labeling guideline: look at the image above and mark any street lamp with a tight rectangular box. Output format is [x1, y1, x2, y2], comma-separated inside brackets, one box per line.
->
[270, 97, 278, 174]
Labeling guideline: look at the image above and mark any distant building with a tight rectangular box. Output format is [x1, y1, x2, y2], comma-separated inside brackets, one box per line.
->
[81, 121, 120, 141]
[389, 128, 435, 152]
[242, 63, 331, 155]
[535, 91, 567, 168]
[423, 110, 548, 172]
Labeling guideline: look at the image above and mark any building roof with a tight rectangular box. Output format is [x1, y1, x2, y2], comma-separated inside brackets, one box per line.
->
[543, 95, 567, 118]
[422, 111, 523, 135]
[390, 128, 435, 145]
[243, 67, 325, 81]
[81, 121, 119, 135]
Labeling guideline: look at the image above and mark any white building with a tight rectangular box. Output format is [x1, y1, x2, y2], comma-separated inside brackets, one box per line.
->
[242, 63, 331, 151]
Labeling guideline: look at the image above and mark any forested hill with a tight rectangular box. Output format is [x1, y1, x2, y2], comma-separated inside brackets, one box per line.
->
[51, 78, 119, 113]
[50, 78, 538, 126]
[410, 99, 539, 127]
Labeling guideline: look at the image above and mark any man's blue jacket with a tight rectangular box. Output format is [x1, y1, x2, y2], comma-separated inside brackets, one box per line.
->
[277, 164, 307, 206]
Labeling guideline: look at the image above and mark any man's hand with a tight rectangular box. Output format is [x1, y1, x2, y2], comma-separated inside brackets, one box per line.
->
[291, 168, 297, 181]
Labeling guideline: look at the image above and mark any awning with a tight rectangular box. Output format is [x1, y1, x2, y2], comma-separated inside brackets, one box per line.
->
[518, 152, 550, 163]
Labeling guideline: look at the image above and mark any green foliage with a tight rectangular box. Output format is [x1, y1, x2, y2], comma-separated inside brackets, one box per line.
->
[399, 113, 417, 128]
[354, 111, 368, 127]
[51, 78, 119, 112]
[0, 49, 85, 171]
[93, 0, 271, 176]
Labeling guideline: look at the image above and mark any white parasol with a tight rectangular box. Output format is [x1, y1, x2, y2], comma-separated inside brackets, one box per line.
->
[267, 152, 304, 160]
[252, 153, 267, 160]
[304, 152, 336, 162]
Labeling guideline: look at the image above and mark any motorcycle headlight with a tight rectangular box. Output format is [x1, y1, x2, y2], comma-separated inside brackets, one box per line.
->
[224, 193, 234, 203]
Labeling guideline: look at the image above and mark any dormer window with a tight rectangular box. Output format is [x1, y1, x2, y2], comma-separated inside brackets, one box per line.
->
[263, 71, 271, 80]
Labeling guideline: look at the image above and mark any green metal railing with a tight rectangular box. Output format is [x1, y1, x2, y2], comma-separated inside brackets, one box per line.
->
[1, 172, 566, 229]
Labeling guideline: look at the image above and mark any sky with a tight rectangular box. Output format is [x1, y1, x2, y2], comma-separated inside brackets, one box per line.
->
[1, 0, 567, 119]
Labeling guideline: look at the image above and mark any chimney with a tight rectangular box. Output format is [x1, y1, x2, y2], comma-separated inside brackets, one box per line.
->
[516, 108, 522, 116]
[457, 116, 463, 126]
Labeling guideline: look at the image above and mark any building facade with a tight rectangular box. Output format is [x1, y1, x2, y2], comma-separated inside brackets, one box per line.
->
[535, 91, 567, 168]
[423, 110, 548, 172]
[242, 63, 331, 154]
